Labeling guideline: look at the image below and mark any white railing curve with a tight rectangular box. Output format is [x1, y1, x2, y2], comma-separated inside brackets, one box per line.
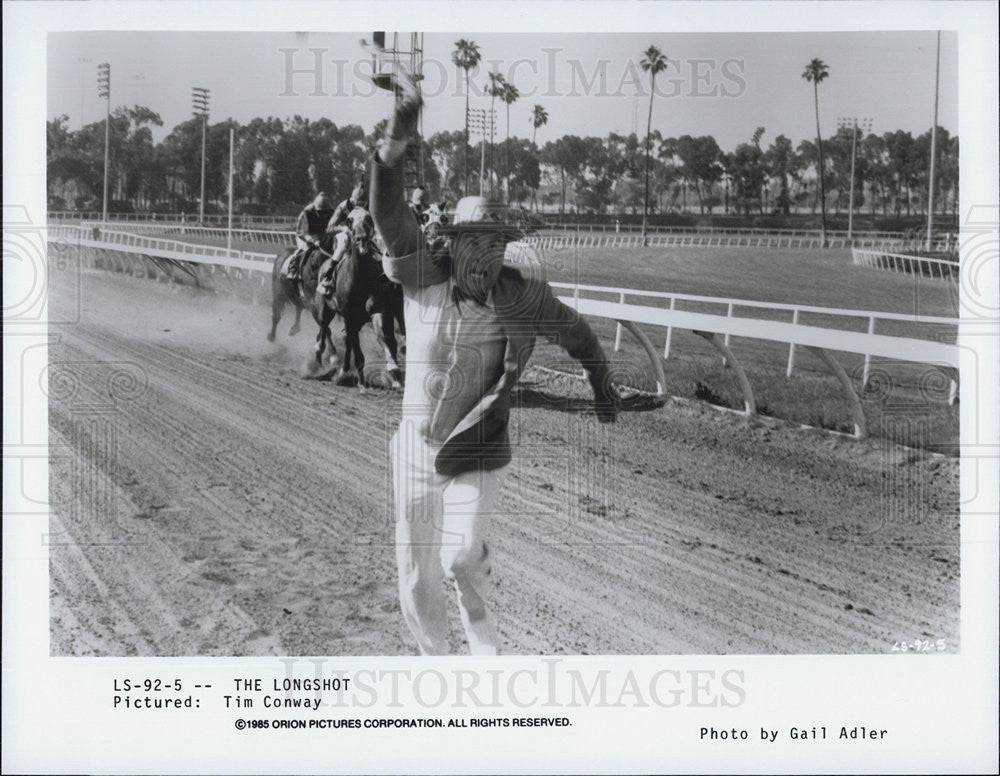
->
[852, 247, 959, 282]
[49, 225, 959, 437]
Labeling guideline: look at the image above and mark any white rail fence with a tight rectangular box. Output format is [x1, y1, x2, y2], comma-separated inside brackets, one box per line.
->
[49, 225, 959, 438]
[79, 221, 296, 245]
[555, 279, 955, 386]
[50, 210, 958, 238]
[50, 211, 294, 228]
[851, 247, 959, 281]
[58, 216, 957, 252]
[529, 231, 955, 251]
[537, 222, 954, 241]
[50, 225, 277, 271]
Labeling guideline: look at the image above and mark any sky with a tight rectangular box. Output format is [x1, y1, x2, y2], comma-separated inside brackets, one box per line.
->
[47, 30, 958, 152]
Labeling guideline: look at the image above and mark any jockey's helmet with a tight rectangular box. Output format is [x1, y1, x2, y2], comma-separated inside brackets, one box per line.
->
[313, 192, 333, 210]
[350, 185, 366, 207]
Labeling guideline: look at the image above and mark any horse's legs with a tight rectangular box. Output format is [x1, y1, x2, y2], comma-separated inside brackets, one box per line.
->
[372, 311, 403, 389]
[393, 287, 406, 353]
[318, 304, 339, 369]
[290, 300, 302, 336]
[336, 316, 353, 374]
[313, 324, 327, 365]
[346, 320, 366, 392]
[269, 284, 283, 342]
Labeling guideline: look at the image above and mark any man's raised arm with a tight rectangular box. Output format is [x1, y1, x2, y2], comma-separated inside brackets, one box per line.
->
[370, 69, 448, 287]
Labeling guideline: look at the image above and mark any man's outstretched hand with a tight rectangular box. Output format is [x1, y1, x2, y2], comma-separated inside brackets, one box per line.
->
[378, 68, 422, 167]
[388, 68, 423, 141]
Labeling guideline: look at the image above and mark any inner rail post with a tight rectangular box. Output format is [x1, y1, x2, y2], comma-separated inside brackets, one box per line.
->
[786, 308, 800, 377]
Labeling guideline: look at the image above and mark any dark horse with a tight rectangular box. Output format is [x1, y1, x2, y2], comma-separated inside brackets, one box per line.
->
[271, 209, 403, 390]
[268, 243, 309, 342]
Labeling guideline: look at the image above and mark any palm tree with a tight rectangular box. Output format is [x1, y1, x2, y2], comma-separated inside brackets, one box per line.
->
[486, 71, 507, 199]
[752, 126, 766, 212]
[530, 104, 548, 147]
[802, 58, 830, 246]
[500, 81, 520, 205]
[530, 104, 548, 209]
[451, 39, 481, 196]
[640, 45, 670, 244]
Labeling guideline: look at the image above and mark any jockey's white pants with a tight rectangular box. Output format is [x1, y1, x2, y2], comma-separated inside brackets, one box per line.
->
[285, 237, 311, 275]
[391, 424, 507, 655]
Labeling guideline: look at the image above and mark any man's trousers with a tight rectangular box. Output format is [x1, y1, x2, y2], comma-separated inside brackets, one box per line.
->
[391, 424, 507, 655]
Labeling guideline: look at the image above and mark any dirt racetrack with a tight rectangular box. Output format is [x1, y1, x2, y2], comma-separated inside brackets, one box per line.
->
[48, 267, 960, 656]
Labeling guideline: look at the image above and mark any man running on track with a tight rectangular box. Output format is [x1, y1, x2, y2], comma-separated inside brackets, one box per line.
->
[370, 69, 618, 655]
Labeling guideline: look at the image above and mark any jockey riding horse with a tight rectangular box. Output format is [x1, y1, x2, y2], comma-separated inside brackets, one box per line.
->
[317, 183, 368, 297]
[309, 203, 404, 390]
[284, 192, 335, 281]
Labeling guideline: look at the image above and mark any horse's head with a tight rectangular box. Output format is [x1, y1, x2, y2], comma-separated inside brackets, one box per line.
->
[347, 206, 375, 256]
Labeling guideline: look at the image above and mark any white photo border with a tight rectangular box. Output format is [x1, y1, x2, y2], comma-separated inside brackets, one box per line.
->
[3, 2, 998, 774]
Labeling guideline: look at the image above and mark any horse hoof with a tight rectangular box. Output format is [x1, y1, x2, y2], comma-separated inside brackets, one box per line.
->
[267, 332, 275, 343]
[289, 325, 300, 336]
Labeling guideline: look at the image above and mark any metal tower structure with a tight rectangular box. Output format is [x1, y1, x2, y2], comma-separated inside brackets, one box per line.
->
[369, 32, 425, 193]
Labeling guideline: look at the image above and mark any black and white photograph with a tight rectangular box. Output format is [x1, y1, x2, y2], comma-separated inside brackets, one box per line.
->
[4, 1, 998, 773]
[43, 27, 965, 656]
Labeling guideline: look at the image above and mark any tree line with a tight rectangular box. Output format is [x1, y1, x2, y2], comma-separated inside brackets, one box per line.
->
[47, 110, 957, 221]
[48, 41, 957, 225]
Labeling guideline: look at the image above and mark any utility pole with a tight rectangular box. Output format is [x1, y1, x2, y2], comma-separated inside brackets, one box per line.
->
[97, 63, 111, 223]
[78, 56, 92, 131]
[926, 31, 940, 252]
[837, 116, 872, 242]
[227, 127, 234, 255]
[192, 87, 210, 223]
[468, 108, 491, 197]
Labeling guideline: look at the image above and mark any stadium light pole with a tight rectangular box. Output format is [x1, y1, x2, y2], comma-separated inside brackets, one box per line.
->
[484, 110, 493, 197]
[227, 127, 234, 255]
[97, 63, 111, 223]
[468, 108, 489, 197]
[925, 31, 940, 252]
[78, 57, 92, 131]
[192, 87, 210, 223]
[468, 106, 480, 196]
[836, 116, 872, 242]
[479, 113, 487, 196]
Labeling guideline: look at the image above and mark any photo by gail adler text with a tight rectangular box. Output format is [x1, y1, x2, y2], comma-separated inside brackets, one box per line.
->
[700, 725, 889, 743]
